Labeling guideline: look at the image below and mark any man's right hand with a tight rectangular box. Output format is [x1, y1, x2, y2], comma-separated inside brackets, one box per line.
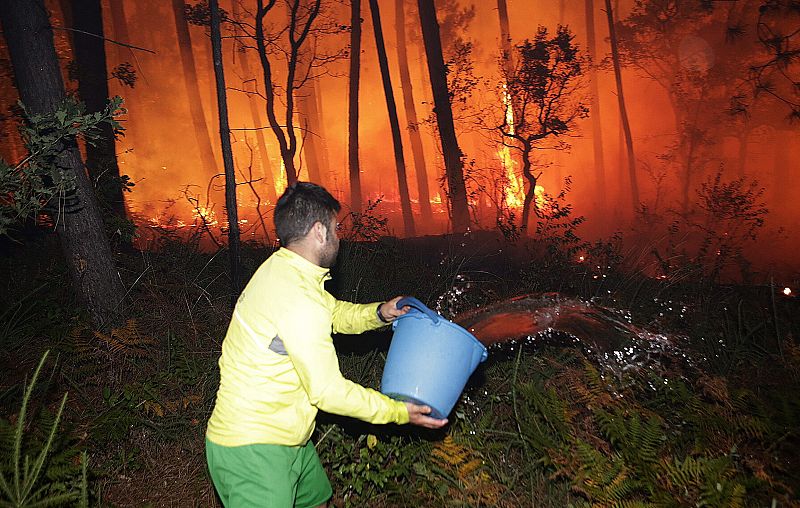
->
[405, 402, 448, 429]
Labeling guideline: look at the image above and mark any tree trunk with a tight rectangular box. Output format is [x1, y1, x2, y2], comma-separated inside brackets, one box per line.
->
[210, 0, 241, 305]
[68, 0, 127, 217]
[584, 0, 606, 211]
[297, 79, 324, 184]
[604, 0, 639, 211]
[254, 0, 321, 185]
[417, 0, 470, 232]
[240, 63, 279, 202]
[497, 0, 512, 71]
[231, 0, 278, 203]
[171, 0, 218, 178]
[0, 0, 125, 329]
[369, 0, 415, 236]
[520, 143, 536, 235]
[107, 0, 131, 63]
[348, 0, 363, 212]
[396, 0, 432, 223]
[737, 130, 748, 178]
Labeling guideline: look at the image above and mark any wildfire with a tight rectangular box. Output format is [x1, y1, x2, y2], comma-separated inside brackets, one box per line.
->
[193, 206, 218, 226]
[500, 84, 525, 210]
[498, 84, 546, 211]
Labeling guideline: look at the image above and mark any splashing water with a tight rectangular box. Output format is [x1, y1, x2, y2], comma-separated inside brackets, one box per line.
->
[446, 292, 699, 388]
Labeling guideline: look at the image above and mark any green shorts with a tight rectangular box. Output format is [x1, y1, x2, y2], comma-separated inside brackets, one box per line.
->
[205, 438, 332, 508]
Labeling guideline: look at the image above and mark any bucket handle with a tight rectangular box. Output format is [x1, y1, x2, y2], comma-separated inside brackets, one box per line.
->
[395, 296, 441, 324]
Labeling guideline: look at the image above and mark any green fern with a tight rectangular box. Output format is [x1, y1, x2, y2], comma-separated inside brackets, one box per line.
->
[0, 350, 89, 507]
[655, 455, 745, 507]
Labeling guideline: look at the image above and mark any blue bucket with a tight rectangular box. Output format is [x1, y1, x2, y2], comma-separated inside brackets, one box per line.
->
[381, 297, 488, 419]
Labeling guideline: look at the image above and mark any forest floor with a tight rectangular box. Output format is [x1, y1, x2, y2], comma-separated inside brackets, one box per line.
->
[1, 231, 799, 507]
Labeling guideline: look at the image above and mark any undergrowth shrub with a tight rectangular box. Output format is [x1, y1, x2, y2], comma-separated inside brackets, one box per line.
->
[460, 347, 796, 507]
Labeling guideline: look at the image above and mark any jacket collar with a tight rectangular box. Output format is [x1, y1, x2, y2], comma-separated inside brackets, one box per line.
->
[276, 247, 331, 282]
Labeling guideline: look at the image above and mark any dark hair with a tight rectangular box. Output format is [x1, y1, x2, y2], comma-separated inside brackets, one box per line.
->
[274, 182, 341, 246]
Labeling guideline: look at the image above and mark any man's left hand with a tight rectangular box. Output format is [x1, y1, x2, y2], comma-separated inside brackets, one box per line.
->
[378, 296, 410, 323]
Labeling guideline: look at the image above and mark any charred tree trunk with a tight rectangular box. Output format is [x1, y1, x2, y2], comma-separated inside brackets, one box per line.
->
[171, 0, 218, 178]
[348, 0, 363, 212]
[369, 0, 415, 236]
[604, 0, 639, 211]
[417, 0, 470, 232]
[395, 0, 432, 223]
[584, 0, 607, 211]
[69, 0, 127, 217]
[210, 0, 241, 303]
[0, 0, 125, 328]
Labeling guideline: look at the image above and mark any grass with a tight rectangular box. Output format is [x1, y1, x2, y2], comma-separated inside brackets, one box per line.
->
[0, 230, 798, 507]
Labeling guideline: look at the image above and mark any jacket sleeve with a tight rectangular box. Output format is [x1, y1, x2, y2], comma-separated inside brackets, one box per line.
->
[332, 300, 385, 334]
[275, 292, 409, 425]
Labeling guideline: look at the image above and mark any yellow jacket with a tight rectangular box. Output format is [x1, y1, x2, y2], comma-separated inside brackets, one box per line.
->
[206, 248, 409, 447]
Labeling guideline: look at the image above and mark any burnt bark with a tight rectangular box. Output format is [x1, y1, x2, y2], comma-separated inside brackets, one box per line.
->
[369, 0, 415, 236]
[0, 0, 125, 329]
[395, 0, 432, 223]
[604, 0, 639, 211]
[171, 0, 219, 178]
[417, 0, 470, 232]
[348, 0, 363, 213]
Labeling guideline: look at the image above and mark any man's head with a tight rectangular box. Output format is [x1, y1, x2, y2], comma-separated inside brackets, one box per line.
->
[274, 182, 341, 267]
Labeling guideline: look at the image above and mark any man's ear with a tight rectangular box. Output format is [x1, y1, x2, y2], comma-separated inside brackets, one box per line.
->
[311, 221, 327, 244]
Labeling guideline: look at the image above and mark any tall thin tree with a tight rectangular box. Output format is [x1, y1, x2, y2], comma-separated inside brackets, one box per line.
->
[604, 0, 639, 210]
[255, 0, 322, 185]
[232, 0, 278, 204]
[210, 0, 241, 303]
[584, 0, 607, 210]
[69, 0, 127, 217]
[395, 0, 432, 223]
[417, 0, 470, 232]
[0, 0, 125, 328]
[348, 0, 363, 213]
[368, 0, 415, 236]
[172, 0, 219, 178]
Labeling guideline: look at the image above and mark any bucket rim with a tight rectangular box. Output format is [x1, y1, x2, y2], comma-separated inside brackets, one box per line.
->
[394, 311, 488, 354]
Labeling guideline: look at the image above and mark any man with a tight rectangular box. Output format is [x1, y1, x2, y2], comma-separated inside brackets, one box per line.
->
[206, 182, 447, 507]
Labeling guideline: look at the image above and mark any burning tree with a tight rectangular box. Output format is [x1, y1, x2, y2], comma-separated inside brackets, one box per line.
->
[498, 26, 588, 234]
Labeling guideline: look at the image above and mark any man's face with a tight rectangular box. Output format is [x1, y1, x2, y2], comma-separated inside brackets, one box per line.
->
[318, 214, 340, 268]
